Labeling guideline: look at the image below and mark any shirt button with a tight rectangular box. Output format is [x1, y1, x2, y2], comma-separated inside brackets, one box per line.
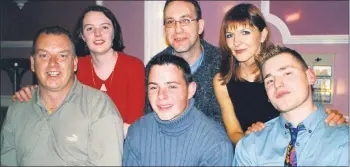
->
[308, 130, 312, 133]
[296, 142, 300, 146]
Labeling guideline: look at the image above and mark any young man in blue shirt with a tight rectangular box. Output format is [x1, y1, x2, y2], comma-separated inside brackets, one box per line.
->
[234, 46, 348, 166]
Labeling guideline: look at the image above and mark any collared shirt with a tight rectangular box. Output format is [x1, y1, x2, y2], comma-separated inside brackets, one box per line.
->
[233, 103, 349, 166]
[1, 77, 124, 166]
[172, 45, 204, 74]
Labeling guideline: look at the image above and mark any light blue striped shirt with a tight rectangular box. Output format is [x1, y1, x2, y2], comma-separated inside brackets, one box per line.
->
[233, 103, 349, 166]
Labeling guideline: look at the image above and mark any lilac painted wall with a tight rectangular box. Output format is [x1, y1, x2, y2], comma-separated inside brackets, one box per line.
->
[271, 1, 349, 35]
[103, 1, 144, 61]
[200, 1, 349, 114]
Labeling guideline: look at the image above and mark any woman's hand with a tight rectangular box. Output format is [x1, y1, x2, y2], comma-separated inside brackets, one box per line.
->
[245, 121, 265, 135]
[123, 123, 130, 138]
[325, 109, 347, 126]
[12, 85, 37, 102]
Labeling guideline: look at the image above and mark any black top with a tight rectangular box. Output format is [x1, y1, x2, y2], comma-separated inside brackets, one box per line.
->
[227, 78, 279, 131]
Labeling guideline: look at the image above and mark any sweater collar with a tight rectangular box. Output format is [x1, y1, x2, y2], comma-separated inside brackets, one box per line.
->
[154, 98, 198, 135]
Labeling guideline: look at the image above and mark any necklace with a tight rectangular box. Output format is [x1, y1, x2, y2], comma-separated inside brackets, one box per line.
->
[40, 97, 58, 115]
[91, 57, 117, 92]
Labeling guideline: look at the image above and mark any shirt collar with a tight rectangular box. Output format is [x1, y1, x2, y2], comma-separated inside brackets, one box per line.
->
[172, 45, 205, 74]
[278, 102, 327, 132]
[34, 76, 80, 107]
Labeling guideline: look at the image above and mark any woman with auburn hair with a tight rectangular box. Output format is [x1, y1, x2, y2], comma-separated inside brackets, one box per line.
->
[213, 3, 345, 144]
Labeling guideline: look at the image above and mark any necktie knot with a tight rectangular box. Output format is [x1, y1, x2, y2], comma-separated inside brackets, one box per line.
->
[285, 123, 306, 134]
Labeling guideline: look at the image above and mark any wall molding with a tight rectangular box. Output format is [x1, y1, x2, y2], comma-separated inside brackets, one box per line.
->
[144, 1, 167, 65]
[1, 41, 33, 48]
[261, 1, 349, 44]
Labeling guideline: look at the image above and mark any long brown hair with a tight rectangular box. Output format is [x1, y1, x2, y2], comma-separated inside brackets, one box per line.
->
[219, 3, 272, 84]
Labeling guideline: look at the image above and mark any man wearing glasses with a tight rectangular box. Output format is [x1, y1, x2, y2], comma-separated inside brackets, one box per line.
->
[144, 0, 223, 126]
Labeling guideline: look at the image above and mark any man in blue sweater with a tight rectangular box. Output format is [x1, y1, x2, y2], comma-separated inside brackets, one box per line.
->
[123, 54, 233, 166]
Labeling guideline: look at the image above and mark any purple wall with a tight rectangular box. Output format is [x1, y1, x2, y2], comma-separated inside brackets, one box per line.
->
[271, 1, 349, 35]
[103, 1, 144, 61]
[200, 1, 349, 114]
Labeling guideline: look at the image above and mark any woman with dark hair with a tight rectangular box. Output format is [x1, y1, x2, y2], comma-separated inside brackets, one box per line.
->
[13, 5, 145, 136]
[213, 3, 345, 144]
[73, 5, 125, 56]
[74, 5, 145, 136]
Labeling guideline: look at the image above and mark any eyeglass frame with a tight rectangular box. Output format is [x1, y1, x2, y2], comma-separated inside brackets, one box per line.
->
[164, 18, 199, 28]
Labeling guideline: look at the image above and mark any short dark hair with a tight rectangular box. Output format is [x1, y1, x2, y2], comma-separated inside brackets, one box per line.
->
[146, 54, 193, 86]
[31, 25, 75, 56]
[163, 0, 202, 24]
[73, 5, 125, 56]
[258, 45, 308, 71]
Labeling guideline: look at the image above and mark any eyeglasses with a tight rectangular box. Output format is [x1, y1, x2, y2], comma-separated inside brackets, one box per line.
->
[164, 18, 198, 28]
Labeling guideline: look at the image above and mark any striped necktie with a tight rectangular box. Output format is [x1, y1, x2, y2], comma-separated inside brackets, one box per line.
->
[284, 123, 305, 167]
